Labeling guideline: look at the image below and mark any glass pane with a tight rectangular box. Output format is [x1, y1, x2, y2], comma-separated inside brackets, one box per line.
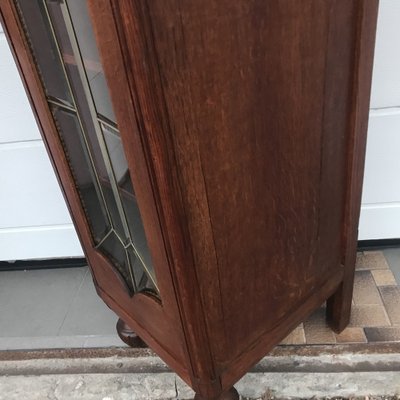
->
[100, 233, 135, 294]
[67, 0, 116, 123]
[45, 1, 127, 243]
[51, 106, 110, 243]
[15, 0, 72, 105]
[127, 247, 157, 293]
[102, 124, 156, 281]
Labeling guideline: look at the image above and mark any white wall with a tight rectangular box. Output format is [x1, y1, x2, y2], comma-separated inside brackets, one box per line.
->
[359, 0, 400, 240]
[0, 23, 83, 260]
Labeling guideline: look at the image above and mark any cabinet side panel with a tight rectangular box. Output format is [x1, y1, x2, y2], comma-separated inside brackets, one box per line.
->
[145, 0, 358, 367]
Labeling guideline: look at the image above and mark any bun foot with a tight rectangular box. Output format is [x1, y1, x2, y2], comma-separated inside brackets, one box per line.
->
[194, 387, 239, 400]
[116, 318, 147, 348]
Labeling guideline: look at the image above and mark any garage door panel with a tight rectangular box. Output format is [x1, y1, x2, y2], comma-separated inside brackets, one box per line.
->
[369, 0, 400, 109]
[0, 141, 73, 228]
[359, 204, 400, 240]
[361, 110, 400, 205]
[0, 225, 83, 261]
[0, 27, 40, 143]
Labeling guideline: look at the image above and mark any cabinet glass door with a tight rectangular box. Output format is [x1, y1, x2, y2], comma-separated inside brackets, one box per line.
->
[15, 0, 158, 295]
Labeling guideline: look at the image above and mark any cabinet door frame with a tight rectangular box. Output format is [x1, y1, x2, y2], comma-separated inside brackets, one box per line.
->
[0, 0, 193, 386]
[89, 1, 223, 395]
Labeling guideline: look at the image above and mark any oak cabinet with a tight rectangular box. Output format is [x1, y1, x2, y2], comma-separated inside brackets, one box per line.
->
[0, 1, 378, 399]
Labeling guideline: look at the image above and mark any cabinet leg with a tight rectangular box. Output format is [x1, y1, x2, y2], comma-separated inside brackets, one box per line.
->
[194, 387, 239, 400]
[116, 318, 147, 348]
[326, 279, 353, 333]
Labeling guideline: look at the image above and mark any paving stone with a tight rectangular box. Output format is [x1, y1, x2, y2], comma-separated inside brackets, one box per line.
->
[304, 307, 326, 326]
[353, 270, 383, 305]
[349, 304, 390, 327]
[383, 247, 400, 286]
[364, 327, 400, 343]
[371, 269, 397, 287]
[304, 326, 336, 344]
[279, 324, 306, 345]
[356, 251, 390, 271]
[334, 327, 367, 343]
[303, 308, 336, 344]
[379, 286, 400, 325]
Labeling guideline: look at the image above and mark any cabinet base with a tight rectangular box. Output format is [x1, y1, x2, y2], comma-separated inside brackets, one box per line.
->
[116, 318, 147, 348]
[326, 280, 352, 333]
[194, 387, 239, 400]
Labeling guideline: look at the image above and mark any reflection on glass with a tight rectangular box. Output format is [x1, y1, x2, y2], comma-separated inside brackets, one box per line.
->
[45, 1, 127, 242]
[15, 0, 158, 296]
[15, 1, 72, 106]
[127, 247, 157, 293]
[67, 0, 116, 123]
[51, 106, 110, 242]
[101, 123, 155, 276]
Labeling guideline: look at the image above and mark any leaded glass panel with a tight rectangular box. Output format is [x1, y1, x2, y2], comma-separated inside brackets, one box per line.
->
[15, 0, 158, 296]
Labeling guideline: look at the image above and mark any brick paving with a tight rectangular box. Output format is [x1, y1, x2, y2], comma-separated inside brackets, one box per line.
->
[280, 250, 400, 345]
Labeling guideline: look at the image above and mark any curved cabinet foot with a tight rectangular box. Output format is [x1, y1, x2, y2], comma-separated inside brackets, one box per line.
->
[116, 318, 147, 348]
[194, 387, 239, 400]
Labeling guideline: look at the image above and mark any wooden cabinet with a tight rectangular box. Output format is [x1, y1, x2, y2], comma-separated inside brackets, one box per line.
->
[0, 1, 378, 398]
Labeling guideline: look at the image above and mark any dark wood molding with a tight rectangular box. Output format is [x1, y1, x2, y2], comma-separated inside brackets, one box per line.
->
[327, 0, 379, 333]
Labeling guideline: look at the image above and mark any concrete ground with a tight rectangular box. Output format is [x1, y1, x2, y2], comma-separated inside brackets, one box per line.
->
[0, 250, 399, 398]
[0, 345, 399, 399]
[0, 249, 399, 351]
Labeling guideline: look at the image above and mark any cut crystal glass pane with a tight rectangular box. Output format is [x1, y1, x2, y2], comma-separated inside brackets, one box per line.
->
[15, 0, 72, 106]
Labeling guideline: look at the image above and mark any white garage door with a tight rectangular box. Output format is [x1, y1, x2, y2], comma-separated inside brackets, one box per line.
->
[359, 0, 400, 240]
[0, 23, 83, 260]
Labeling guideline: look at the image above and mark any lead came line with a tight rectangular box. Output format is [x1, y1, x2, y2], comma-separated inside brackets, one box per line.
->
[61, 0, 158, 292]
[41, 0, 136, 291]
[22, 0, 158, 293]
[41, 0, 114, 241]
[60, 0, 142, 290]
[97, 121, 159, 288]
[59, 2, 132, 240]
